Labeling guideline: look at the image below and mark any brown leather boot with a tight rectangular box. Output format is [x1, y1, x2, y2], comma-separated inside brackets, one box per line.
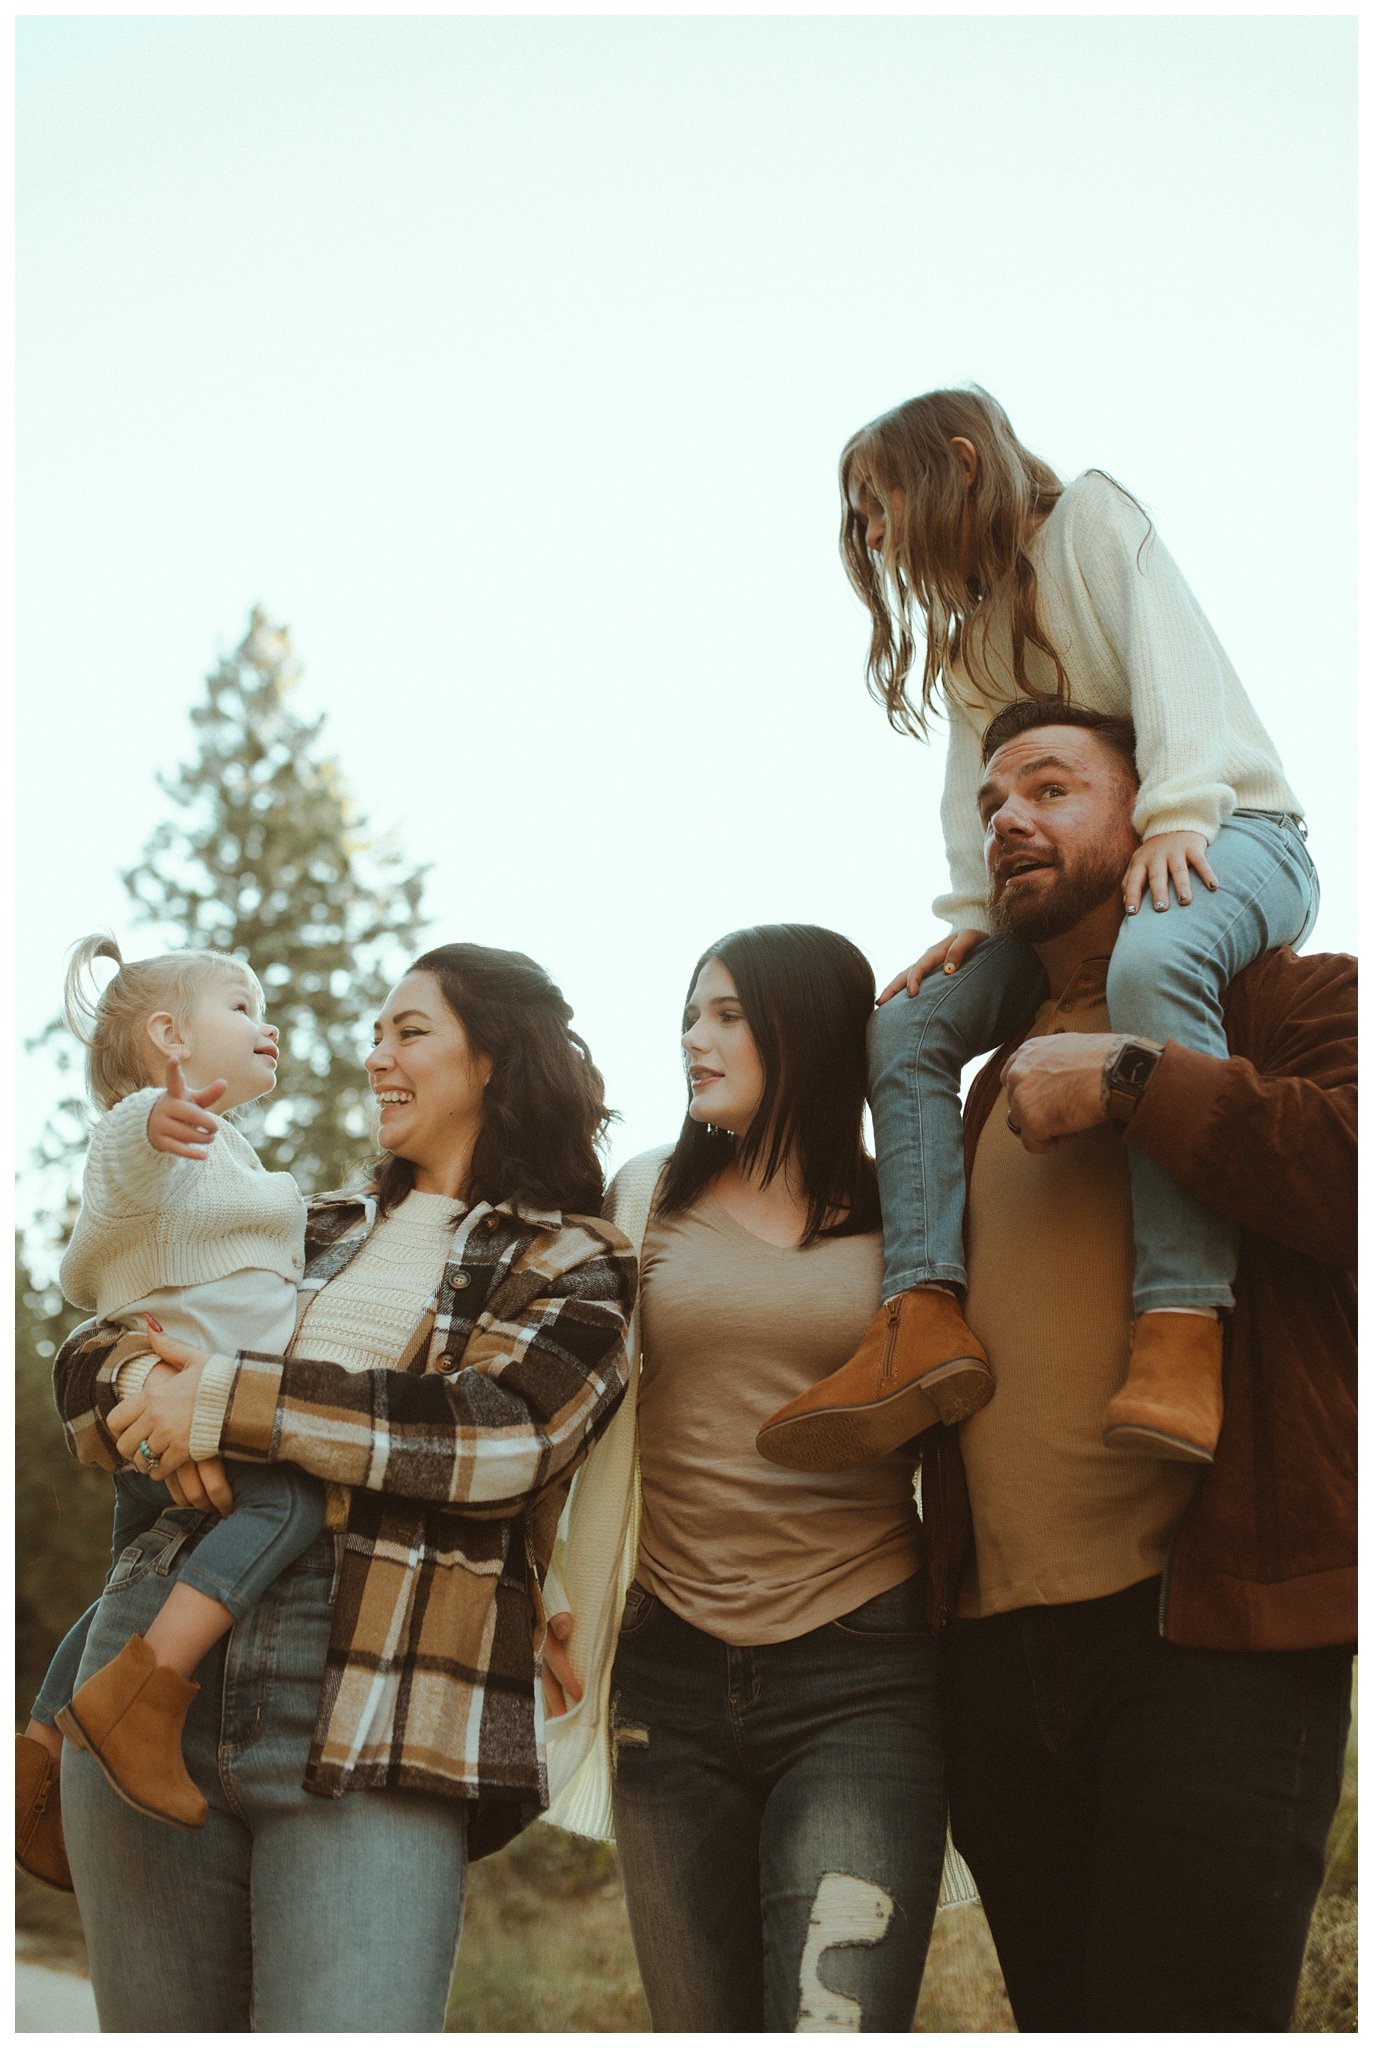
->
[54, 1635, 207, 1830]
[1103, 1311, 1224, 1464]
[16, 1734, 74, 1892]
[756, 1288, 994, 1471]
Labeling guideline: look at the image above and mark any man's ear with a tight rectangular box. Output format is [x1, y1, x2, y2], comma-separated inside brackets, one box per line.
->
[950, 435, 979, 489]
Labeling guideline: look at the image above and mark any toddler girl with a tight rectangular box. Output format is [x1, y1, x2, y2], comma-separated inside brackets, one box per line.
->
[756, 387, 1316, 1473]
[17, 935, 315, 1884]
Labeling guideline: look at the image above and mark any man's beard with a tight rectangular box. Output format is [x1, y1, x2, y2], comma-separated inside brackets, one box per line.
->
[987, 848, 1127, 944]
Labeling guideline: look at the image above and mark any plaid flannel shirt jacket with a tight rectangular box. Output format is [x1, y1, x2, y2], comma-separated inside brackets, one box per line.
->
[53, 1186, 636, 1859]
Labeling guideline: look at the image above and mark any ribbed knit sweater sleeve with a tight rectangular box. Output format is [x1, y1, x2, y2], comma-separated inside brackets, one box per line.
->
[59, 1091, 191, 1309]
[932, 694, 995, 933]
[1062, 475, 1247, 845]
[188, 1355, 239, 1461]
[59, 1091, 305, 1318]
[931, 471, 1300, 930]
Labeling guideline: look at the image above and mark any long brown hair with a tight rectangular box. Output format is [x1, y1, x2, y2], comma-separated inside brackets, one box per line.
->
[656, 924, 880, 1249]
[839, 384, 1069, 738]
[371, 944, 611, 1219]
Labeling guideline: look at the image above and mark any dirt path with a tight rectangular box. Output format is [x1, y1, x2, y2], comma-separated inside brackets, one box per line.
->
[15, 1961, 98, 2033]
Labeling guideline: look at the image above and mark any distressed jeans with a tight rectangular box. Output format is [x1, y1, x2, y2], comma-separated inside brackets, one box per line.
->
[61, 1515, 469, 2033]
[609, 1575, 945, 2032]
[869, 811, 1319, 1312]
[942, 1575, 1353, 2032]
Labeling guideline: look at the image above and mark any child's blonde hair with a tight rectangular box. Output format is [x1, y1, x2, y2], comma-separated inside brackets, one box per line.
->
[63, 934, 265, 1111]
[839, 384, 1069, 738]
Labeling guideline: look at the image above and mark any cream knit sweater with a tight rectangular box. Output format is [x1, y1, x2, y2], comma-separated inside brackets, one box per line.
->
[60, 1087, 306, 1316]
[934, 470, 1301, 931]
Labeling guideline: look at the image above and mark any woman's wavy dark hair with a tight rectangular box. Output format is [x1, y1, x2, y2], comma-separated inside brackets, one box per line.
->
[657, 924, 880, 1248]
[371, 943, 611, 1219]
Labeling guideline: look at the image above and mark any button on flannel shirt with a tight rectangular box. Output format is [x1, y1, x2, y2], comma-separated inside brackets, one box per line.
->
[54, 1187, 636, 1859]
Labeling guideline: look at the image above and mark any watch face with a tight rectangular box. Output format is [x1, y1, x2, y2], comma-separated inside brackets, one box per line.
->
[1114, 1044, 1158, 1092]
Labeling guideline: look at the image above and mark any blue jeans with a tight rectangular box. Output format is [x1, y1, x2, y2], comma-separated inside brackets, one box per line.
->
[609, 1575, 946, 2032]
[60, 1517, 469, 2032]
[941, 1576, 1353, 2031]
[32, 1461, 324, 1727]
[870, 811, 1319, 1312]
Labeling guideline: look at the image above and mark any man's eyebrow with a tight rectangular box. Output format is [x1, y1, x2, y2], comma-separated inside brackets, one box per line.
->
[976, 753, 1077, 809]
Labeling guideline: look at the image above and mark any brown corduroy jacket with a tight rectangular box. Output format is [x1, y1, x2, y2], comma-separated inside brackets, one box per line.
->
[921, 946, 1356, 1653]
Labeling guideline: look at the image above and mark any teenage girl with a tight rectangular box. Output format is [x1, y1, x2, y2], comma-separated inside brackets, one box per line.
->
[541, 925, 950, 2033]
[17, 934, 314, 1882]
[756, 386, 1317, 1474]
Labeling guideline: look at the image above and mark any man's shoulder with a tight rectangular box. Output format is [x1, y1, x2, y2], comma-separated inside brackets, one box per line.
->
[1226, 946, 1356, 1032]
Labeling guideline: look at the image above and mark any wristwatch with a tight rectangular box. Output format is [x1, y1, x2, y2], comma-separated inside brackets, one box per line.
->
[1103, 1037, 1163, 1129]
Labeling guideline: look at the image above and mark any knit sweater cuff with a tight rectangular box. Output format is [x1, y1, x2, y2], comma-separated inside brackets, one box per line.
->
[189, 1355, 239, 1461]
[114, 1351, 159, 1401]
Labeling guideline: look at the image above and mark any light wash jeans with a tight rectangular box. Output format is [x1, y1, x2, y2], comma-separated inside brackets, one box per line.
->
[609, 1574, 946, 2032]
[32, 1460, 324, 1728]
[61, 1517, 469, 2033]
[869, 811, 1319, 1314]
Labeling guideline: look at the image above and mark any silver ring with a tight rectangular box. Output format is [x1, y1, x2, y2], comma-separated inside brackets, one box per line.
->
[138, 1439, 160, 1475]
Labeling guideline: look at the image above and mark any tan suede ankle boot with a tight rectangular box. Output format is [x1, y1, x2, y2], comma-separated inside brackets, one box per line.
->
[1103, 1311, 1225, 1463]
[16, 1734, 74, 1892]
[54, 1634, 207, 1830]
[756, 1287, 994, 1471]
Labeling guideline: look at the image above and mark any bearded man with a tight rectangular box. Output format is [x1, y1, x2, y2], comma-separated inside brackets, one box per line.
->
[919, 700, 1355, 2031]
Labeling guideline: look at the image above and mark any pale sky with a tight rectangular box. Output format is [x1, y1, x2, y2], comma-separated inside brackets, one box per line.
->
[15, 12, 1357, 1227]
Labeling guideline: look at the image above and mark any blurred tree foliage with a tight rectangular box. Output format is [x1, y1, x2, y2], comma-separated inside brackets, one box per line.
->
[17, 606, 429, 1714]
[16, 1238, 111, 1712]
[36, 605, 429, 1198]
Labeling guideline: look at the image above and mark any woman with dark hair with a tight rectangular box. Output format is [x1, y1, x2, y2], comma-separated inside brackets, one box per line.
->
[539, 924, 951, 2033]
[47, 943, 635, 2034]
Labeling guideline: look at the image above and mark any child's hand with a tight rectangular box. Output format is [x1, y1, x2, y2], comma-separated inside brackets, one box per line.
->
[1123, 832, 1218, 916]
[877, 929, 988, 1004]
[147, 1056, 228, 1159]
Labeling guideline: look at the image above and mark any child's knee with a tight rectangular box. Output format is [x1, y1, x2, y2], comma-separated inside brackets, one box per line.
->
[868, 990, 919, 1071]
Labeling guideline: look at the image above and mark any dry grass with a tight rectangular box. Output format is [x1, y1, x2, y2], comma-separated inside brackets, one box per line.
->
[18, 1746, 1356, 2033]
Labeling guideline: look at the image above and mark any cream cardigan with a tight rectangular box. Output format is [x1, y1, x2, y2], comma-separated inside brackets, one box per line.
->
[540, 1146, 977, 1908]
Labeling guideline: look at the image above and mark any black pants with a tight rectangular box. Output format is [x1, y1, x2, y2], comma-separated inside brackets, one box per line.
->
[942, 1576, 1352, 2033]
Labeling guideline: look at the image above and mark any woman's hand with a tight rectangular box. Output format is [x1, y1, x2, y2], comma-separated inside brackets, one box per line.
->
[107, 1331, 210, 1479]
[1122, 832, 1218, 916]
[878, 929, 988, 1004]
[540, 1611, 584, 1718]
[146, 1057, 228, 1160]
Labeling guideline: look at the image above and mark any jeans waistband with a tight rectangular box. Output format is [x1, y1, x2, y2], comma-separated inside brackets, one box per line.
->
[1231, 807, 1308, 839]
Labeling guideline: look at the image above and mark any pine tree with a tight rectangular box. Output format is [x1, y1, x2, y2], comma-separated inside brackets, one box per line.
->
[17, 606, 431, 1701]
[117, 605, 429, 1193]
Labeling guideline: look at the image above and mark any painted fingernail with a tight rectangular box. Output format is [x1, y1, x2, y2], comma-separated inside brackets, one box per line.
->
[1126, 905, 1138, 916]
[144, 1314, 164, 1333]
[944, 963, 957, 974]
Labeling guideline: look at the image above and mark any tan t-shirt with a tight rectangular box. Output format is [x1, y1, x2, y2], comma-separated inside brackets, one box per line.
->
[635, 1195, 922, 1645]
[958, 958, 1199, 1618]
